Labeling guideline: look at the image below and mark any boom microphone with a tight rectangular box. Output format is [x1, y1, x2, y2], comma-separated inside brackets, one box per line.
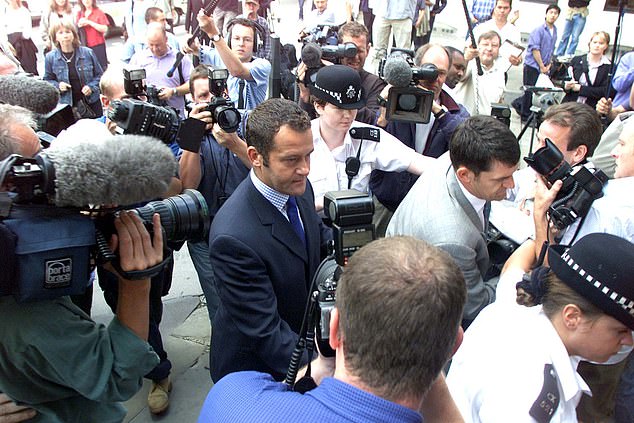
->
[382, 57, 413, 88]
[301, 42, 322, 68]
[41, 135, 177, 207]
[166, 52, 185, 78]
[0, 75, 60, 115]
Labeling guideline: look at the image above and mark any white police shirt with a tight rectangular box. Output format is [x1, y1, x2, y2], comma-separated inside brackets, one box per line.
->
[447, 302, 590, 423]
[308, 119, 416, 210]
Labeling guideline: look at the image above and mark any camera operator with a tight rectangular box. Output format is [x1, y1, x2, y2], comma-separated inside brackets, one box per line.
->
[198, 236, 466, 423]
[370, 44, 470, 232]
[297, 22, 387, 125]
[0, 211, 163, 421]
[207, 98, 332, 383]
[179, 64, 250, 325]
[187, 14, 271, 111]
[129, 22, 193, 117]
[453, 31, 507, 116]
[388, 116, 520, 328]
[307, 64, 432, 212]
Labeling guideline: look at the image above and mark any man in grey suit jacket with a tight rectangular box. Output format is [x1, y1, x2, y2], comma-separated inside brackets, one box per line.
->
[387, 116, 520, 327]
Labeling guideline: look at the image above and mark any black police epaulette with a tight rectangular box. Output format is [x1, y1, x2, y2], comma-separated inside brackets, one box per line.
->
[349, 127, 380, 142]
[529, 363, 560, 423]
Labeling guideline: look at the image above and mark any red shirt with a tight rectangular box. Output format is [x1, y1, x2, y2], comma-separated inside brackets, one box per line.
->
[76, 8, 108, 47]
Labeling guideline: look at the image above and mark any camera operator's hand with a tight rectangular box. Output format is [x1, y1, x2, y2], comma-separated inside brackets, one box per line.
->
[189, 102, 213, 131]
[158, 87, 175, 101]
[197, 10, 219, 38]
[211, 123, 251, 168]
[0, 394, 36, 423]
[182, 37, 200, 55]
[596, 97, 613, 116]
[533, 176, 562, 263]
[376, 83, 392, 128]
[296, 62, 311, 103]
[81, 85, 92, 97]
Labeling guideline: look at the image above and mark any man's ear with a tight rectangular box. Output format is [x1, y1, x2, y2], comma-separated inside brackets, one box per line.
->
[247, 146, 262, 167]
[329, 308, 341, 351]
[571, 144, 588, 165]
[452, 325, 464, 356]
[100, 95, 109, 109]
[455, 166, 474, 186]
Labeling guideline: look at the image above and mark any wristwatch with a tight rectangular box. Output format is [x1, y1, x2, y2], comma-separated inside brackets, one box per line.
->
[172, 87, 177, 96]
[433, 105, 448, 119]
[211, 34, 222, 43]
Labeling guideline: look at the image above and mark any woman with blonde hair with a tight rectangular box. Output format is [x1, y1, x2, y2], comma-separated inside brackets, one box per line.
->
[44, 21, 103, 118]
[562, 31, 613, 109]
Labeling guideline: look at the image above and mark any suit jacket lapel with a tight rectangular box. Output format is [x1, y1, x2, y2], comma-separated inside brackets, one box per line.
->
[246, 178, 309, 263]
[447, 167, 484, 232]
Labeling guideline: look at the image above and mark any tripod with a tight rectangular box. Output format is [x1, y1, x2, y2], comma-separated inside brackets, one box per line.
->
[517, 106, 544, 153]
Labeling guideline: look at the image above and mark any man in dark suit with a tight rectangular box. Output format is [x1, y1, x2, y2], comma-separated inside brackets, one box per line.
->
[208, 98, 330, 382]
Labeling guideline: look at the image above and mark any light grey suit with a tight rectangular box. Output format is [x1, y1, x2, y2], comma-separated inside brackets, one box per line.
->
[387, 162, 496, 322]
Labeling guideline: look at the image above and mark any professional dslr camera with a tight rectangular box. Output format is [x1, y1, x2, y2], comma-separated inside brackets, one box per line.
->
[378, 49, 437, 123]
[205, 66, 241, 133]
[524, 138, 608, 230]
[108, 69, 206, 147]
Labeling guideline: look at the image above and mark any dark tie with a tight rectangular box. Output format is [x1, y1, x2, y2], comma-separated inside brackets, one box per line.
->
[483, 201, 491, 230]
[287, 196, 306, 246]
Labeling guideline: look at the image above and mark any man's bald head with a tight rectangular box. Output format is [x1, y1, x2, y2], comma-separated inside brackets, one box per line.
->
[146, 22, 169, 57]
[0, 104, 40, 160]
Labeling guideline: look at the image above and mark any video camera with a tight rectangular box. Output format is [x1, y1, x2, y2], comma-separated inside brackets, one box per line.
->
[299, 25, 358, 87]
[108, 69, 207, 147]
[524, 138, 608, 230]
[378, 49, 437, 124]
[206, 66, 241, 133]
[549, 56, 572, 86]
[299, 24, 339, 45]
[0, 151, 210, 302]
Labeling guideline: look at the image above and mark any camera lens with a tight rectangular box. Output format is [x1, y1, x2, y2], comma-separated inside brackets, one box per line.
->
[215, 106, 241, 133]
[133, 189, 210, 242]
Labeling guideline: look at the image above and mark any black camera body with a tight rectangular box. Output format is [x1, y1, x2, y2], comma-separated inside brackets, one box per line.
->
[524, 138, 608, 230]
[123, 67, 166, 106]
[300, 24, 339, 45]
[108, 98, 180, 144]
[206, 66, 241, 133]
[314, 190, 376, 357]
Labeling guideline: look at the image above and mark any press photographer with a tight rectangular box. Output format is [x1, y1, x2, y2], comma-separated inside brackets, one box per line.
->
[179, 64, 250, 329]
[198, 236, 466, 423]
[296, 22, 386, 125]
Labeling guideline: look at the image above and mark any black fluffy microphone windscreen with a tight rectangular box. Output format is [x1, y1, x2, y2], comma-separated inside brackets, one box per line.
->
[301, 42, 322, 68]
[382, 57, 413, 88]
[42, 135, 177, 207]
[0, 75, 60, 115]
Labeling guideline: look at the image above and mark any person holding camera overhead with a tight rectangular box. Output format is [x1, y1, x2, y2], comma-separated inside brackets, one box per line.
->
[306, 64, 431, 212]
[129, 22, 193, 117]
[186, 13, 270, 111]
[44, 20, 104, 119]
[179, 64, 250, 330]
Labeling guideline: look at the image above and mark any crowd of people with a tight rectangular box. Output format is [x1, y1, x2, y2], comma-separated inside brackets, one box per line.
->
[1, 0, 634, 421]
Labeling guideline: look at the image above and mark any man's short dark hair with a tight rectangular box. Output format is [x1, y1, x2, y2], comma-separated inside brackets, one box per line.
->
[546, 3, 561, 14]
[337, 21, 369, 43]
[189, 64, 209, 96]
[144, 6, 163, 24]
[496, 0, 512, 9]
[336, 236, 466, 402]
[450, 115, 520, 174]
[414, 43, 452, 69]
[445, 45, 464, 59]
[246, 99, 311, 165]
[543, 102, 602, 157]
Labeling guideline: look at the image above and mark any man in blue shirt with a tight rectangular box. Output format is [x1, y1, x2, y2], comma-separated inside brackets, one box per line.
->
[187, 13, 270, 112]
[198, 236, 467, 423]
[516, 3, 560, 122]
